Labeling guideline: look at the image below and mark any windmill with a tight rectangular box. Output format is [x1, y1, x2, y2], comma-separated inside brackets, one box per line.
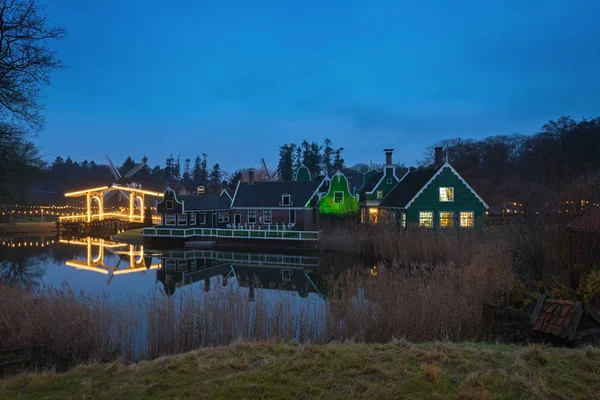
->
[104, 155, 147, 204]
[260, 158, 280, 181]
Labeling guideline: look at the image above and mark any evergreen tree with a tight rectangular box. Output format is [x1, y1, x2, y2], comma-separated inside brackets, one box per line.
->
[301, 141, 322, 177]
[294, 145, 302, 172]
[165, 154, 175, 182]
[182, 158, 193, 190]
[209, 163, 222, 191]
[333, 147, 345, 172]
[322, 138, 333, 176]
[277, 144, 295, 181]
[199, 153, 208, 185]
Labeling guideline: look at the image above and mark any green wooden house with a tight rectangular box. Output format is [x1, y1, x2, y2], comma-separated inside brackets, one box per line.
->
[379, 148, 488, 229]
[318, 171, 359, 217]
[359, 149, 402, 224]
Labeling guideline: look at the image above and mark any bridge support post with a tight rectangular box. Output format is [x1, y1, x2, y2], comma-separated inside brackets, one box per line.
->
[86, 193, 91, 223]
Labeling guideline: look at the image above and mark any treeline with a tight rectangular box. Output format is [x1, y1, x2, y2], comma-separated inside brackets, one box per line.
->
[277, 139, 346, 180]
[421, 116, 600, 205]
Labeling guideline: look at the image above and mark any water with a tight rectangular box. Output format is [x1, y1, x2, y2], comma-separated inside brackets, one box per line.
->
[0, 235, 370, 301]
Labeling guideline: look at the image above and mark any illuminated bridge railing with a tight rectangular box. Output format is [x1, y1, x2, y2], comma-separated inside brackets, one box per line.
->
[142, 227, 321, 241]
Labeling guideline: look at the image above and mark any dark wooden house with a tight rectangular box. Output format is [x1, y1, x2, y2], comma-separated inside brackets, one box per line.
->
[358, 149, 402, 224]
[567, 206, 600, 269]
[379, 147, 488, 229]
[530, 295, 600, 346]
[155, 187, 232, 228]
[230, 169, 322, 230]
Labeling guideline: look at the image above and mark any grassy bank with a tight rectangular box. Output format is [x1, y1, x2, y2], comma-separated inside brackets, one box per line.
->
[2, 341, 600, 399]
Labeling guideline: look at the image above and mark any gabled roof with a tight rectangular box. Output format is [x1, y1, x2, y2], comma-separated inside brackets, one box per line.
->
[531, 297, 583, 340]
[568, 206, 600, 233]
[232, 181, 321, 208]
[180, 195, 231, 211]
[345, 173, 364, 193]
[379, 166, 442, 208]
[360, 171, 383, 193]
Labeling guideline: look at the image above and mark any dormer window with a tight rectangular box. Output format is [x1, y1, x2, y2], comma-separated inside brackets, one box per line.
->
[281, 194, 292, 206]
[387, 178, 392, 184]
[166, 200, 174, 210]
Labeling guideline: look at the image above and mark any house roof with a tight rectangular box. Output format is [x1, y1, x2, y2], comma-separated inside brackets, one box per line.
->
[531, 298, 583, 339]
[345, 173, 364, 193]
[180, 195, 231, 211]
[232, 181, 321, 208]
[360, 171, 383, 193]
[568, 206, 600, 233]
[379, 166, 441, 208]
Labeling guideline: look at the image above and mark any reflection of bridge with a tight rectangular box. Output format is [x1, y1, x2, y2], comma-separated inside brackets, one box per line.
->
[60, 238, 160, 276]
[60, 185, 163, 223]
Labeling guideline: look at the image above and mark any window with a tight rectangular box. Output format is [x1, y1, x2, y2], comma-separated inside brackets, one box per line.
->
[249, 210, 256, 223]
[419, 212, 433, 228]
[197, 212, 206, 224]
[439, 187, 454, 202]
[369, 207, 378, 224]
[387, 178, 392, 184]
[289, 209, 296, 224]
[281, 269, 293, 282]
[401, 212, 407, 228]
[218, 211, 229, 223]
[177, 214, 187, 226]
[189, 213, 196, 225]
[376, 190, 384, 199]
[263, 209, 272, 223]
[460, 212, 474, 228]
[166, 200, 174, 210]
[334, 191, 344, 204]
[281, 194, 292, 206]
[234, 214, 241, 225]
[165, 214, 176, 225]
[440, 212, 454, 228]
[165, 259, 177, 269]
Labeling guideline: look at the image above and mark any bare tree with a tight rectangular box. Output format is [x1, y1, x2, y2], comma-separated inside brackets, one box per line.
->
[0, 0, 66, 131]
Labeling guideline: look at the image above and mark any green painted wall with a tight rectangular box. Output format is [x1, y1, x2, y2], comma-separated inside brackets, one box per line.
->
[365, 167, 399, 201]
[319, 173, 359, 216]
[405, 167, 486, 227]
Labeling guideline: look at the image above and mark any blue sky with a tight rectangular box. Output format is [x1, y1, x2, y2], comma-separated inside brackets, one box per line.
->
[40, 0, 600, 172]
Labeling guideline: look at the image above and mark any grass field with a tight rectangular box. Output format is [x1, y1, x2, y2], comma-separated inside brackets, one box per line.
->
[111, 228, 143, 243]
[2, 341, 600, 399]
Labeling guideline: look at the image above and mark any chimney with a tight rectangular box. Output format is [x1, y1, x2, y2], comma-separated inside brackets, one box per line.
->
[434, 147, 443, 166]
[248, 168, 255, 184]
[384, 149, 394, 166]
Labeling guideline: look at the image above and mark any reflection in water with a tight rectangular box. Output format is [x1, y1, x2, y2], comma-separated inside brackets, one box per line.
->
[0, 236, 55, 288]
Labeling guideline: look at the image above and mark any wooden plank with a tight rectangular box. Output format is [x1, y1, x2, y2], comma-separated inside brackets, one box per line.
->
[529, 294, 546, 325]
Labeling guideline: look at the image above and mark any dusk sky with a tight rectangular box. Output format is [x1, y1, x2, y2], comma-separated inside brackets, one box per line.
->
[40, 0, 600, 173]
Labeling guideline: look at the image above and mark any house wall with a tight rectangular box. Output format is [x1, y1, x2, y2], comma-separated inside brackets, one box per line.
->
[405, 167, 486, 228]
[319, 174, 359, 217]
[365, 166, 399, 202]
[156, 190, 182, 214]
[230, 208, 317, 230]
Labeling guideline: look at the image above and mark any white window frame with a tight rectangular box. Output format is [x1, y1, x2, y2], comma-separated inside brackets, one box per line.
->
[419, 211, 433, 228]
[376, 190, 383, 199]
[166, 200, 174, 210]
[165, 214, 176, 225]
[334, 191, 344, 204]
[189, 213, 196, 225]
[198, 212, 207, 224]
[248, 210, 257, 223]
[218, 211, 229, 223]
[460, 211, 474, 228]
[439, 187, 454, 202]
[177, 214, 187, 226]
[281, 194, 292, 206]
[439, 211, 454, 228]
[263, 209, 272, 223]
[289, 209, 296, 224]
[281, 269, 293, 282]
[386, 178, 392, 184]
[234, 214, 241, 225]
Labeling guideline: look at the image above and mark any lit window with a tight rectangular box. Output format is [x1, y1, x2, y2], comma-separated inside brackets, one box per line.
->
[281, 194, 292, 206]
[401, 212, 407, 228]
[189, 213, 196, 225]
[177, 214, 187, 226]
[460, 212, 474, 228]
[369, 207, 378, 224]
[165, 214, 176, 225]
[198, 212, 206, 224]
[166, 200, 174, 210]
[218, 211, 229, 223]
[419, 212, 433, 228]
[249, 210, 256, 223]
[376, 190, 384, 199]
[440, 212, 454, 228]
[334, 191, 344, 204]
[439, 187, 454, 202]
[263, 209, 272, 223]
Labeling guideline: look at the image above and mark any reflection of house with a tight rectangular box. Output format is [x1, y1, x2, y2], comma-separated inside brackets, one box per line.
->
[230, 169, 322, 230]
[379, 147, 488, 229]
[156, 249, 321, 297]
[155, 188, 232, 228]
